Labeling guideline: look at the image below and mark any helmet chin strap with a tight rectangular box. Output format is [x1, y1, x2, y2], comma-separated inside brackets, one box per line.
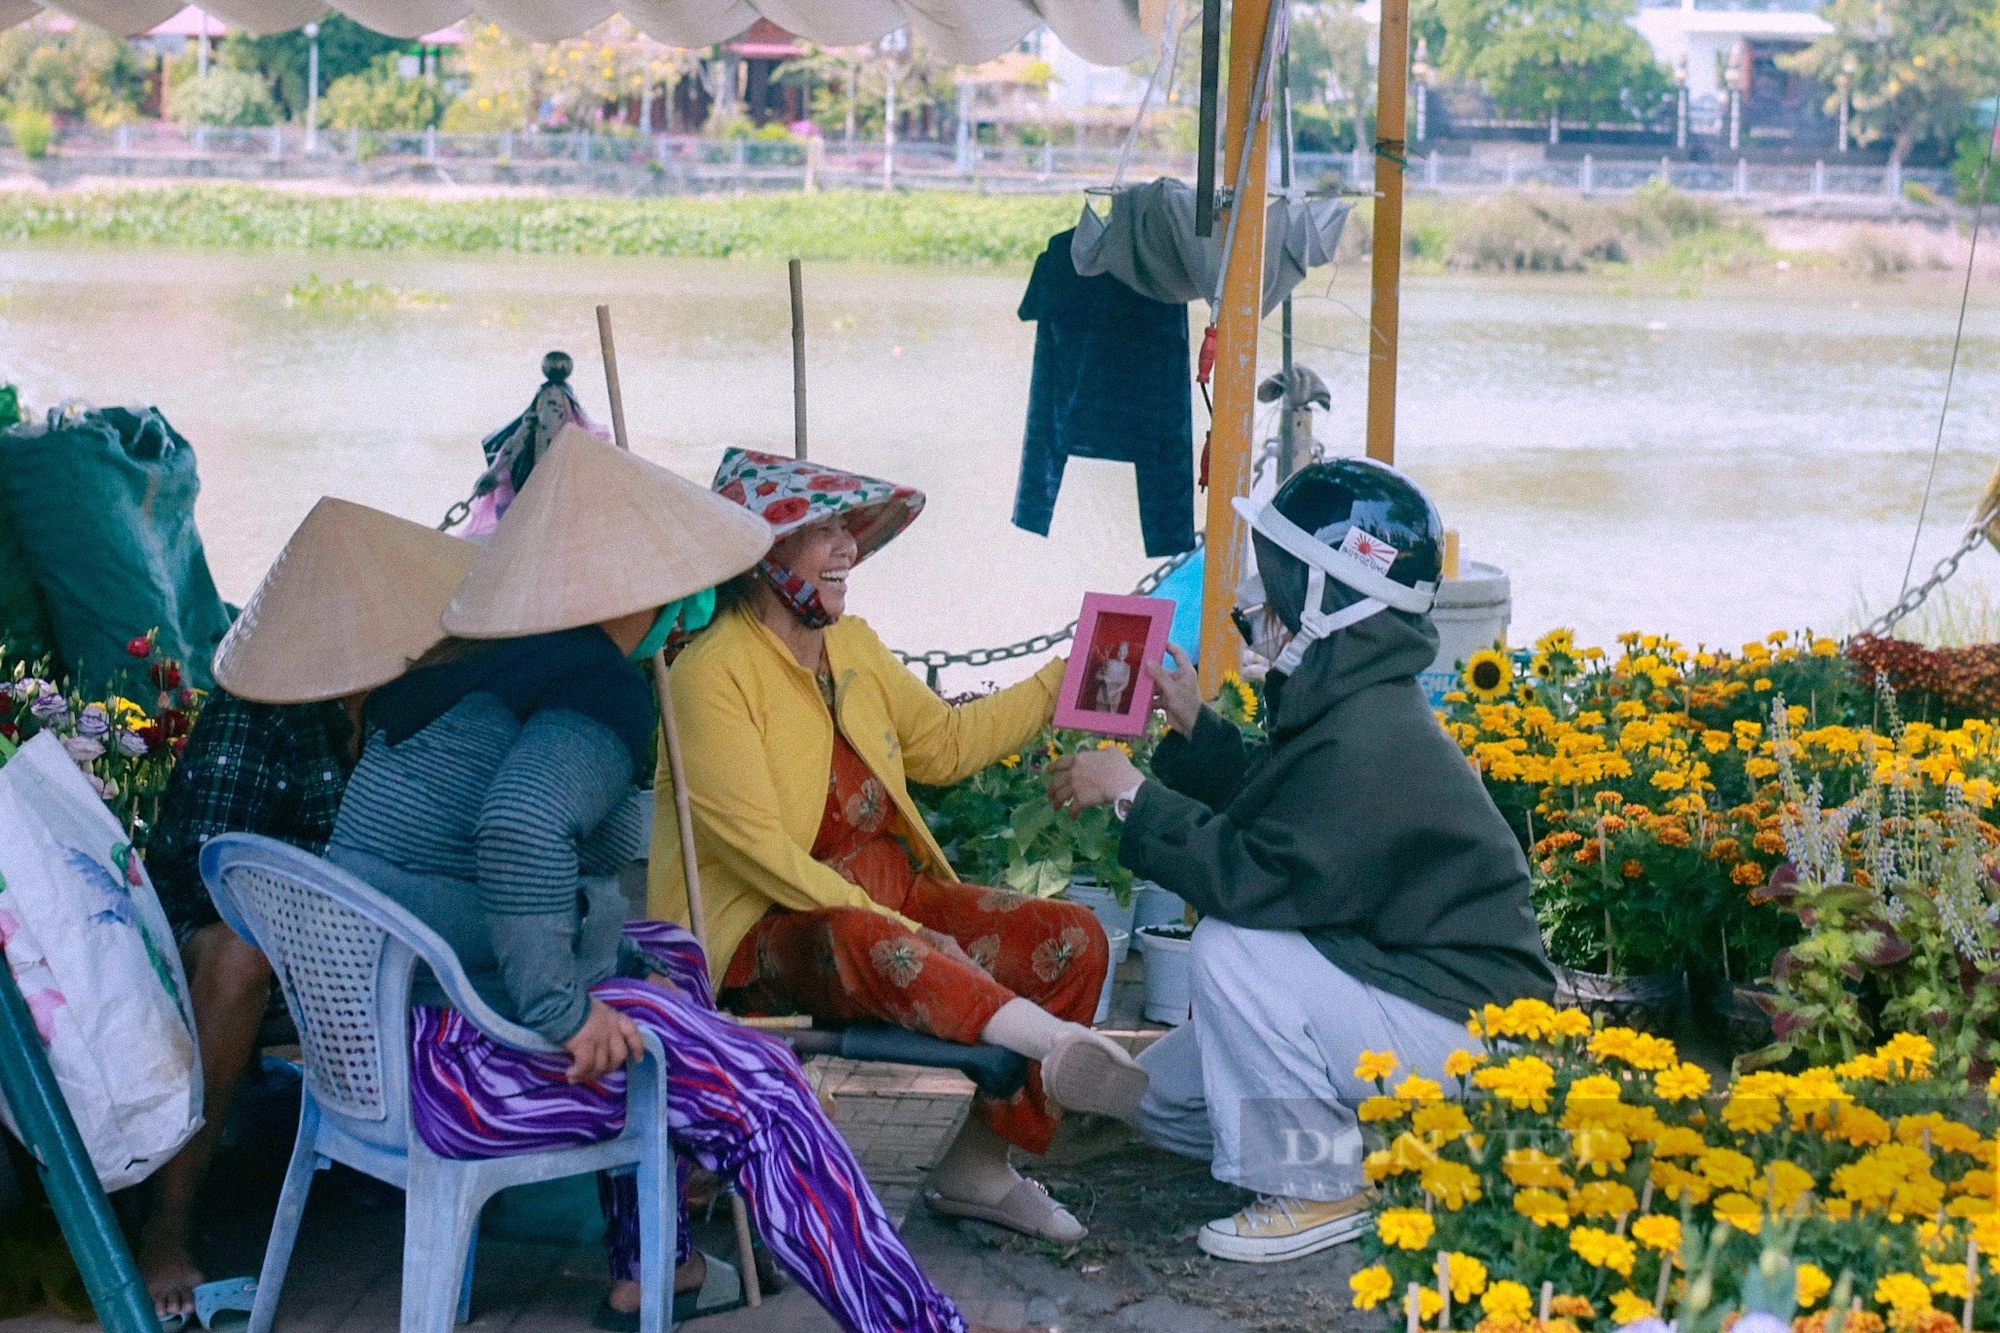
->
[1271, 566, 1386, 674]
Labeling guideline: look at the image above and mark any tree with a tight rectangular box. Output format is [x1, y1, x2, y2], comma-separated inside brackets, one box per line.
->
[1436, 0, 1669, 135]
[0, 24, 147, 124]
[782, 40, 955, 142]
[167, 66, 276, 126]
[222, 15, 404, 122]
[321, 54, 444, 131]
[1784, 0, 1999, 169]
[1289, 4, 1378, 151]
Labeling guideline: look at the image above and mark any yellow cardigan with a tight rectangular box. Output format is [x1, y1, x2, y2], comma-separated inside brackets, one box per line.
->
[648, 604, 1066, 987]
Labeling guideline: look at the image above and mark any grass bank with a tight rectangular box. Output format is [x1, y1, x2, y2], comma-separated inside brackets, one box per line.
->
[0, 184, 1077, 265]
[1396, 183, 1773, 275]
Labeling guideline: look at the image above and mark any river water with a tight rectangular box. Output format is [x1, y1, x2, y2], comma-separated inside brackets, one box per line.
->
[2, 246, 1994, 689]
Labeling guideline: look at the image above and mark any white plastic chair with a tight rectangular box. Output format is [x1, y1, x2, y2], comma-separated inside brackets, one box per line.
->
[200, 833, 674, 1333]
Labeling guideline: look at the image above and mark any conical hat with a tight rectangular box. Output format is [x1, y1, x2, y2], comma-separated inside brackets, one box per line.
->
[213, 498, 480, 704]
[442, 425, 773, 639]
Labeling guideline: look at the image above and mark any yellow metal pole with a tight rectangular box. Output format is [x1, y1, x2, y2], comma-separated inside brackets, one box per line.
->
[1366, 0, 1411, 465]
[1196, 0, 1276, 698]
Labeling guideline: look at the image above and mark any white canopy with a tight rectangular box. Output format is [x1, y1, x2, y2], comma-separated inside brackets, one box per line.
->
[29, 0, 1154, 65]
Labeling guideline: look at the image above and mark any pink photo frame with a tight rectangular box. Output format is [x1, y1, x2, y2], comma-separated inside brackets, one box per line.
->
[1053, 593, 1176, 737]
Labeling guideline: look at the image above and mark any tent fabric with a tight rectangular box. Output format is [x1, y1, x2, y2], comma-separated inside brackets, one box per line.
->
[1070, 176, 1354, 318]
[17, 0, 1152, 64]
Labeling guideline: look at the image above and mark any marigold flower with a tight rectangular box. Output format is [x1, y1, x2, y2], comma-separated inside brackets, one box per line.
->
[1514, 1188, 1572, 1228]
[1651, 1160, 1711, 1204]
[1875, 1273, 1935, 1315]
[1395, 1075, 1444, 1103]
[1731, 860, 1767, 888]
[1473, 1055, 1557, 1111]
[1421, 1160, 1484, 1211]
[1378, 1207, 1435, 1250]
[1483, 1281, 1535, 1323]
[1569, 1226, 1637, 1276]
[1610, 1291, 1658, 1325]
[1363, 1149, 1393, 1183]
[1504, 1147, 1573, 1190]
[1764, 1160, 1817, 1211]
[1574, 1180, 1638, 1218]
[1445, 1049, 1486, 1080]
[1419, 1288, 1445, 1322]
[1358, 1096, 1406, 1123]
[1355, 1050, 1401, 1084]
[1652, 1126, 1708, 1157]
[1712, 1191, 1764, 1234]
[1796, 1264, 1833, 1308]
[1832, 1104, 1894, 1147]
[1350, 1266, 1395, 1310]
[1443, 1252, 1489, 1303]
[1630, 1214, 1681, 1253]
[1550, 1008, 1594, 1039]
[1924, 1259, 1970, 1300]
[1722, 1093, 1783, 1134]
[1412, 1102, 1474, 1143]
[1654, 1063, 1711, 1103]
[1571, 1127, 1633, 1177]
[1551, 1296, 1597, 1319]
[1697, 1147, 1757, 1192]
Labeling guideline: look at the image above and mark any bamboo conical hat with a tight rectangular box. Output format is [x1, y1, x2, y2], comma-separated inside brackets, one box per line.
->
[442, 425, 773, 639]
[213, 498, 480, 704]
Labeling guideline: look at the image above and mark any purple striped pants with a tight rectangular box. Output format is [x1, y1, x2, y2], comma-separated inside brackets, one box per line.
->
[408, 922, 965, 1333]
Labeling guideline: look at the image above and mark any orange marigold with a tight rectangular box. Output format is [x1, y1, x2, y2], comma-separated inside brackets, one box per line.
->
[1732, 861, 1767, 887]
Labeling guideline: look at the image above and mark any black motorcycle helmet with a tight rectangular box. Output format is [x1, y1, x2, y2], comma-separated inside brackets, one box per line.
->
[1247, 458, 1445, 633]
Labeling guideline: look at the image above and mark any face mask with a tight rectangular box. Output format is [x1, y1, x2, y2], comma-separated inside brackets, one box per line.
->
[1232, 603, 1292, 663]
[759, 558, 839, 630]
[627, 587, 717, 662]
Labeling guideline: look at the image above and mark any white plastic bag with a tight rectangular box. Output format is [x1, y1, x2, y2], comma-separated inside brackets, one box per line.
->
[0, 731, 202, 1191]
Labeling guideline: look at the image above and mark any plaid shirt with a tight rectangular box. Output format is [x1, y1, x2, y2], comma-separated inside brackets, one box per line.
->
[146, 690, 354, 943]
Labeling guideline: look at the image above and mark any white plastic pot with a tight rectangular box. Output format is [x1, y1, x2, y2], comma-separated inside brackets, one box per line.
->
[1130, 882, 1187, 953]
[1065, 876, 1135, 967]
[1417, 560, 1513, 705]
[1094, 930, 1129, 1025]
[1138, 925, 1194, 1026]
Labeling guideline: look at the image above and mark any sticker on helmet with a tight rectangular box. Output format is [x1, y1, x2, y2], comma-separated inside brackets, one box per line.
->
[1338, 527, 1398, 573]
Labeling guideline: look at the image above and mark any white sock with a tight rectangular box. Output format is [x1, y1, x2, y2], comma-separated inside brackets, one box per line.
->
[978, 998, 1070, 1061]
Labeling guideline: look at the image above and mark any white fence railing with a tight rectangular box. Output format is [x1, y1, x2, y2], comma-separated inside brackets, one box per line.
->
[12, 122, 1960, 201]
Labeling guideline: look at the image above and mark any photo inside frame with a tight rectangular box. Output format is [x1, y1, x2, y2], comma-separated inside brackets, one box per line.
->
[1078, 611, 1151, 715]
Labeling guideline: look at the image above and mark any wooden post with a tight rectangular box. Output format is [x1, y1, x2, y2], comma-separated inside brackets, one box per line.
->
[1195, 0, 1276, 698]
[595, 304, 759, 1308]
[1365, 0, 1411, 464]
[788, 259, 808, 461]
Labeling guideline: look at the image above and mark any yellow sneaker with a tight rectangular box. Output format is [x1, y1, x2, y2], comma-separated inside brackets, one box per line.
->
[1196, 1192, 1372, 1264]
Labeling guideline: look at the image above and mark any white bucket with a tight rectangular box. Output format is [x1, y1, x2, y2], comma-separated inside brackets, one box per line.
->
[1094, 930, 1128, 1025]
[1138, 925, 1194, 1025]
[1065, 877, 1135, 967]
[1419, 560, 1512, 705]
[1130, 882, 1188, 954]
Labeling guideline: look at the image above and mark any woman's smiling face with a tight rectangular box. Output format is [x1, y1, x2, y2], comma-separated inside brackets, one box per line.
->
[773, 517, 861, 619]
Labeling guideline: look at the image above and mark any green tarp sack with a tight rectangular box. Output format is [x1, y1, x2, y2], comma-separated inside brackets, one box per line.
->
[0, 406, 233, 695]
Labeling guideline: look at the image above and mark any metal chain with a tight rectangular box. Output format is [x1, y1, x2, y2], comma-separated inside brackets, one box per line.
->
[1863, 523, 1991, 639]
[437, 497, 472, 532]
[892, 535, 1206, 689]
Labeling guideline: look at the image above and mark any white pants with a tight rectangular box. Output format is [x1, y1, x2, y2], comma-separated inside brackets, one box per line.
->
[1135, 919, 1479, 1200]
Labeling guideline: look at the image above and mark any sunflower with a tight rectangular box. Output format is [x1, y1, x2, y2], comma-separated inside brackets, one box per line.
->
[1464, 648, 1513, 701]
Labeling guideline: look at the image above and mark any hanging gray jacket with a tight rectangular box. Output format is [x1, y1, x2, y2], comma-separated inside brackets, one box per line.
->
[1119, 610, 1554, 1023]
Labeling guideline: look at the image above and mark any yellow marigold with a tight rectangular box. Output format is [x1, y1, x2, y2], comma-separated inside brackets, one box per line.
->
[1551, 1296, 1597, 1319]
[1384, 1131, 1441, 1175]
[1878, 1033, 1936, 1080]
[1483, 1281, 1536, 1323]
[1697, 1147, 1757, 1192]
[1412, 1102, 1474, 1143]
[1924, 1259, 1970, 1300]
[1631, 1213, 1682, 1253]
[1574, 1180, 1639, 1218]
[1504, 1147, 1573, 1190]
[1746, 757, 1780, 779]
[1875, 1273, 1935, 1315]
[1396, 1074, 1445, 1102]
[1763, 1160, 1817, 1212]
[1568, 1073, 1624, 1103]
[1358, 1096, 1407, 1123]
[1722, 1093, 1784, 1134]
[1651, 1160, 1712, 1204]
[1797, 1264, 1833, 1308]
[1897, 1114, 1985, 1156]
[1363, 1149, 1393, 1183]
[1514, 1188, 1572, 1228]
[1833, 1104, 1894, 1147]
[1571, 1127, 1633, 1177]
[1445, 1048, 1486, 1080]
[1589, 1027, 1644, 1063]
[1653, 1126, 1709, 1158]
[1655, 1063, 1712, 1103]
[1611, 1291, 1659, 1325]
[1350, 1265, 1396, 1310]
[1551, 1008, 1594, 1039]
[1713, 1192, 1764, 1234]
[1492, 998, 1561, 1040]
[1443, 1251, 1490, 1303]
[1378, 1207, 1436, 1250]
[1570, 1226, 1637, 1277]
[1420, 1289, 1446, 1322]
[1474, 1056, 1558, 1111]
[1356, 1050, 1401, 1083]
[1422, 1159, 1484, 1211]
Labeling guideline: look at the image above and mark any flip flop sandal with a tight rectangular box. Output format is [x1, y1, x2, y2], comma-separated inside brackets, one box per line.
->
[160, 1278, 259, 1333]
[1041, 1032, 1149, 1121]
[923, 1180, 1087, 1244]
[590, 1255, 745, 1331]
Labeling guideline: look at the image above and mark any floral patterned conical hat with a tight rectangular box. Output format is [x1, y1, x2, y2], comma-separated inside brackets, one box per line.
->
[711, 450, 925, 563]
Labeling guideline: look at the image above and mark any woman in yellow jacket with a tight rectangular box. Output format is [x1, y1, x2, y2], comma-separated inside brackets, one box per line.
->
[651, 450, 1148, 1244]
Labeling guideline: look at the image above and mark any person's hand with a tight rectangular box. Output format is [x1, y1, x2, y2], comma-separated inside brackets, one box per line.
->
[563, 998, 647, 1084]
[918, 927, 978, 969]
[1048, 748, 1145, 813]
[1146, 643, 1202, 737]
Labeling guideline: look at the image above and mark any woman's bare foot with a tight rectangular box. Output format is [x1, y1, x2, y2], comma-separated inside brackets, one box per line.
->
[605, 1253, 708, 1315]
[138, 1221, 203, 1321]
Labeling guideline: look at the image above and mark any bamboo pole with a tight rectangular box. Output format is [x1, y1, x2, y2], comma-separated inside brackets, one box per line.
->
[788, 259, 808, 461]
[595, 303, 759, 1308]
[1365, 0, 1411, 464]
[1195, 0, 1277, 698]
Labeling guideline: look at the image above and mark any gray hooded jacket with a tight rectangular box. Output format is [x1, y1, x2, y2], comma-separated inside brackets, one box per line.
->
[1119, 609, 1554, 1023]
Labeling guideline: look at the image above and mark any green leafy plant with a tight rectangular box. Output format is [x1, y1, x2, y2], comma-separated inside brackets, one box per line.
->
[322, 54, 444, 132]
[166, 67, 277, 128]
[6, 106, 51, 160]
